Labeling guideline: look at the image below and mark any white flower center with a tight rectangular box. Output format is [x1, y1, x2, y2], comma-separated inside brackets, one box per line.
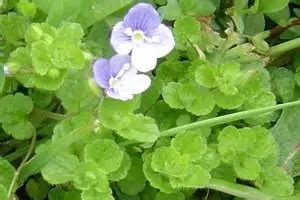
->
[124, 28, 160, 45]
[109, 77, 122, 89]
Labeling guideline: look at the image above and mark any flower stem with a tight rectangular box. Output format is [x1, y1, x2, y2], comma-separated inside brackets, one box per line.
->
[7, 131, 36, 199]
[160, 100, 300, 137]
[18, 122, 94, 182]
[32, 108, 66, 121]
[208, 178, 273, 200]
[266, 38, 300, 56]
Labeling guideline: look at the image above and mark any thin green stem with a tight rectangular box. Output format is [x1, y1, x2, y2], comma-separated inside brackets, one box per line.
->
[7, 131, 36, 199]
[208, 178, 273, 200]
[160, 100, 300, 137]
[32, 108, 66, 121]
[266, 38, 300, 56]
[4, 138, 48, 162]
[19, 122, 94, 182]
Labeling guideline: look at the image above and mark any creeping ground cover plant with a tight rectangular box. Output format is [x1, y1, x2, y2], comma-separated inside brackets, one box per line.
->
[4, 1, 300, 200]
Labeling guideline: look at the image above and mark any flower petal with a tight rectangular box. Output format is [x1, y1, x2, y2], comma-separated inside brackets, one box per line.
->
[119, 69, 151, 96]
[93, 59, 110, 89]
[110, 22, 133, 55]
[106, 88, 133, 101]
[123, 3, 161, 33]
[146, 24, 175, 58]
[131, 45, 157, 72]
[109, 54, 131, 77]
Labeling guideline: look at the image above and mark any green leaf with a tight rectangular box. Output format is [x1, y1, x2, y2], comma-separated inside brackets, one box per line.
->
[214, 91, 245, 110]
[17, 0, 37, 17]
[173, 16, 201, 50]
[118, 157, 146, 195]
[99, 98, 139, 130]
[267, 6, 290, 26]
[243, 90, 276, 125]
[282, 25, 300, 40]
[2, 119, 35, 140]
[238, 127, 257, 152]
[154, 192, 185, 200]
[151, 147, 191, 177]
[171, 131, 207, 161]
[33, 0, 133, 28]
[162, 82, 185, 109]
[170, 165, 211, 188]
[0, 185, 7, 200]
[81, 189, 113, 200]
[73, 162, 110, 193]
[55, 71, 99, 113]
[0, 158, 15, 191]
[26, 178, 50, 200]
[31, 89, 53, 108]
[217, 126, 241, 163]
[243, 14, 265, 36]
[0, 13, 27, 44]
[84, 139, 123, 174]
[25, 23, 57, 45]
[180, 84, 215, 116]
[117, 114, 159, 143]
[108, 151, 131, 181]
[255, 0, 289, 13]
[0, 93, 33, 123]
[143, 154, 175, 194]
[270, 67, 295, 102]
[138, 77, 163, 113]
[84, 21, 113, 57]
[48, 188, 65, 200]
[195, 60, 219, 88]
[41, 152, 79, 184]
[31, 41, 52, 75]
[216, 61, 241, 95]
[156, 60, 187, 84]
[272, 106, 300, 172]
[234, 156, 261, 180]
[259, 167, 294, 196]
[158, 0, 184, 20]
[179, 0, 216, 16]
[76, 0, 134, 28]
[248, 127, 275, 159]
[196, 146, 221, 171]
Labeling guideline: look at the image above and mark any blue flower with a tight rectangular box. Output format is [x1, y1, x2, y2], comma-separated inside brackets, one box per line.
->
[93, 54, 151, 101]
[110, 3, 175, 72]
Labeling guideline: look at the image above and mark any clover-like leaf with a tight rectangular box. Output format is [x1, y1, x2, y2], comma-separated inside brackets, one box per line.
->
[171, 131, 207, 161]
[41, 153, 79, 184]
[151, 147, 191, 177]
[108, 151, 131, 181]
[234, 155, 261, 180]
[118, 157, 146, 195]
[143, 153, 175, 194]
[170, 165, 211, 188]
[84, 139, 123, 174]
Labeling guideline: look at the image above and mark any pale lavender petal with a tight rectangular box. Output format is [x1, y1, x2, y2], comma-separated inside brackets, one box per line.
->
[109, 54, 131, 77]
[106, 88, 121, 99]
[145, 24, 175, 58]
[123, 3, 161, 33]
[93, 59, 111, 89]
[110, 22, 133, 55]
[131, 45, 157, 72]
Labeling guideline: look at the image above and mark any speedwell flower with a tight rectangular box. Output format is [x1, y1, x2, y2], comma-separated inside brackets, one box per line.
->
[93, 54, 151, 101]
[110, 3, 175, 72]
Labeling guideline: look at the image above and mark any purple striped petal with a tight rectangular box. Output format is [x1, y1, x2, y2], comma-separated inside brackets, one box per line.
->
[110, 22, 133, 55]
[93, 59, 111, 89]
[123, 3, 161, 33]
[109, 54, 131, 77]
